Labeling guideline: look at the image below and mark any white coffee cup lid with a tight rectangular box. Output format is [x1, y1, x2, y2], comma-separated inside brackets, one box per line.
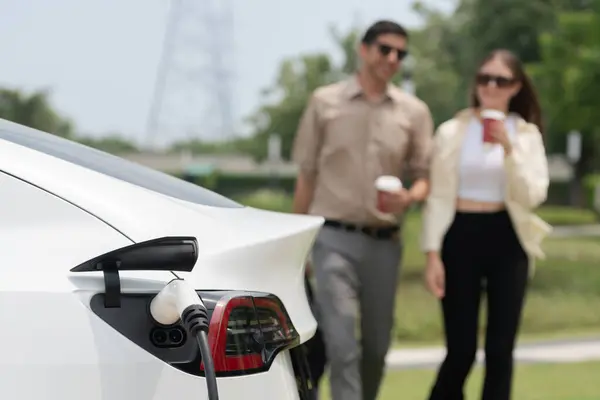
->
[481, 109, 506, 120]
[375, 175, 402, 192]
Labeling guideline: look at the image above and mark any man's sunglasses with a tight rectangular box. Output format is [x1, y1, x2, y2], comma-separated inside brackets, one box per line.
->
[376, 43, 408, 61]
[476, 73, 517, 88]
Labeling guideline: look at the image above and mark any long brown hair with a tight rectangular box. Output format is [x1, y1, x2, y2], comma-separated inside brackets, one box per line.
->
[470, 49, 544, 134]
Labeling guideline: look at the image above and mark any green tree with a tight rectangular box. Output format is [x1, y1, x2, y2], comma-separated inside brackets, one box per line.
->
[469, 0, 556, 64]
[0, 88, 74, 137]
[409, 0, 599, 129]
[168, 136, 258, 156]
[246, 53, 337, 161]
[529, 4, 600, 203]
[410, 1, 470, 126]
[76, 134, 140, 154]
[329, 25, 361, 76]
[0, 86, 141, 154]
[467, 0, 598, 68]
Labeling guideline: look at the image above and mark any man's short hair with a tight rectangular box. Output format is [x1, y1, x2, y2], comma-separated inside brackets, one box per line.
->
[361, 20, 409, 44]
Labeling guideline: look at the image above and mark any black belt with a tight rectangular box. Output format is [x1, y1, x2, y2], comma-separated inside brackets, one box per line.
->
[324, 220, 399, 240]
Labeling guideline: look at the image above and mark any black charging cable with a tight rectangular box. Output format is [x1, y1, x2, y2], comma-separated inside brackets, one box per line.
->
[180, 303, 219, 400]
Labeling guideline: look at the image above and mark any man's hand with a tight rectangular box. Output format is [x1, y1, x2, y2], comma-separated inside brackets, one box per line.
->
[305, 260, 313, 277]
[293, 172, 316, 214]
[379, 189, 413, 214]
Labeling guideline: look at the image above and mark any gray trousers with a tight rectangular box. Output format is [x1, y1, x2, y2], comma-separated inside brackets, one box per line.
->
[311, 225, 402, 400]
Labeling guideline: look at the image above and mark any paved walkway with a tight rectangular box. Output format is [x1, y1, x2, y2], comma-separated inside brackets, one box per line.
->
[551, 224, 600, 237]
[385, 338, 600, 369]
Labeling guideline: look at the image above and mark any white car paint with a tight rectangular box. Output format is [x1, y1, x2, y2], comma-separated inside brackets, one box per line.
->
[0, 118, 323, 399]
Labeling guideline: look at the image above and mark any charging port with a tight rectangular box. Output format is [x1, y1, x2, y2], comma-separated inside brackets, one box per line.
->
[150, 326, 187, 348]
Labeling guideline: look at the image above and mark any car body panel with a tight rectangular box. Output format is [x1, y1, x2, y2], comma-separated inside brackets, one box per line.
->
[0, 118, 321, 399]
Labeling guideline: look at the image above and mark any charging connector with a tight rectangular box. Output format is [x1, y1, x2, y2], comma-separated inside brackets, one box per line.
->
[150, 279, 219, 400]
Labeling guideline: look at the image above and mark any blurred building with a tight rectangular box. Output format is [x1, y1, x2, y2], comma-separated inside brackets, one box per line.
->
[120, 152, 573, 182]
[121, 151, 297, 177]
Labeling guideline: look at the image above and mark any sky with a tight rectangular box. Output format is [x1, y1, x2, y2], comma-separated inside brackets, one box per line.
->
[0, 0, 453, 147]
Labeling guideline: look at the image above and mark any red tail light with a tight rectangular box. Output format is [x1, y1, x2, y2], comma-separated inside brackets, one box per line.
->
[201, 293, 299, 376]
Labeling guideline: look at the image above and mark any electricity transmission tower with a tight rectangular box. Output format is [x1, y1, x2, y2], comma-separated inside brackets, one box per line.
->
[145, 0, 236, 149]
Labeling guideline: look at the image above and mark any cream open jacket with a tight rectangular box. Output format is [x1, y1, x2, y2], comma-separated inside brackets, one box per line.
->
[421, 109, 553, 274]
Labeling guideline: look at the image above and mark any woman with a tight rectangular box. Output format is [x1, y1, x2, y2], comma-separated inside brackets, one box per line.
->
[421, 49, 553, 399]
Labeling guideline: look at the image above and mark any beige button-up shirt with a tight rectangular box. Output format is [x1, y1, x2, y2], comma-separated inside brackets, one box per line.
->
[292, 76, 434, 226]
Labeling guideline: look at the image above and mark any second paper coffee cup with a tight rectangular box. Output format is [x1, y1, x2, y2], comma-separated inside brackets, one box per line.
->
[375, 175, 403, 212]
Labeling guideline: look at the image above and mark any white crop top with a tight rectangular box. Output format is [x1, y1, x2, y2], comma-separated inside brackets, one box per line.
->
[457, 115, 517, 202]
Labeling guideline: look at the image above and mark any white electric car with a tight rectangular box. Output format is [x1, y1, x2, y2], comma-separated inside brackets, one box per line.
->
[0, 118, 323, 400]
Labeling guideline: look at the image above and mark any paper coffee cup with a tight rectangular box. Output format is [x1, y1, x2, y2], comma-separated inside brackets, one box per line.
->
[481, 109, 506, 144]
[375, 176, 402, 212]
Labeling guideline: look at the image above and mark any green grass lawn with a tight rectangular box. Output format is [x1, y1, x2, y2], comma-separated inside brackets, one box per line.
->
[235, 190, 600, 343]
[537, 205, 599, 226]
[318, 362, 600, 399]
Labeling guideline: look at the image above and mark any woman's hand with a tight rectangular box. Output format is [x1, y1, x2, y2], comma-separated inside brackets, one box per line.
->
[489, 121, 513, 155]
[425, 253, 445, 299]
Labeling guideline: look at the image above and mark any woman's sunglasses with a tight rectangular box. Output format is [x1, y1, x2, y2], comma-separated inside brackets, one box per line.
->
[476, 73, 517, 88]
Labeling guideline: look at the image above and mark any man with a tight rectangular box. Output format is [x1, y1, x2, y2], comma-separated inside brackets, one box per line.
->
[291, 20, 434, 400]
